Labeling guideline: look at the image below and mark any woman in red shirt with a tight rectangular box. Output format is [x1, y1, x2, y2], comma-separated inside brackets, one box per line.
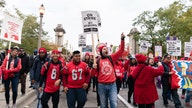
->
[126, 57, 137, 106]
[115, 60, 124, 94]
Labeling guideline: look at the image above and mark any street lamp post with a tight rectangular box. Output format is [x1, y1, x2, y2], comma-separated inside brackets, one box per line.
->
[38, 4, 45, 50]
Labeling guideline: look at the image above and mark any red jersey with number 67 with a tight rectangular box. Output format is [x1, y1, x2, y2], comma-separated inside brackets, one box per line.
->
[41, 62, 62, 93]
[62, 61, 90, 88]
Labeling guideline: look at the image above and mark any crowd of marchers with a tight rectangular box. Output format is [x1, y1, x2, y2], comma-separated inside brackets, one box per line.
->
[0, 33, 191, 108]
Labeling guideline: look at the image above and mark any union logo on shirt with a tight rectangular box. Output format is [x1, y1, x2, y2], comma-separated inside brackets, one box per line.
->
[101, 61, 113, 75]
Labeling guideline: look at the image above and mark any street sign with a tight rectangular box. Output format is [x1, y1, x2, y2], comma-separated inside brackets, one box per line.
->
[81, 11, 99, 34]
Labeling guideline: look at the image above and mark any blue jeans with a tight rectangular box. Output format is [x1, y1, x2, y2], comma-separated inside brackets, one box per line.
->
[34, 82, 43, 108]
[98, 82, 117, 108]
[29, 69, 34, 87]
[66, 88, 87, 108]
[185, 91, 192, 103]
[4, 76, 19, 104]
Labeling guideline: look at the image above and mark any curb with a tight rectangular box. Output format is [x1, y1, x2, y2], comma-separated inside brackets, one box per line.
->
[117, 94, 134, 108]
[17, 89, 36, 108]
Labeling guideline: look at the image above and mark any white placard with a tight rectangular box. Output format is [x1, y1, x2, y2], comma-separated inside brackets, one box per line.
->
[78, 34, 86, 47]
[166, 40, 181, 56]
[139, 40, 148, 54]
[184, 42, 192, 57]
[0, 14, 23, 44]
[155, 46, 162, 57]
[81, 11, 99, 34]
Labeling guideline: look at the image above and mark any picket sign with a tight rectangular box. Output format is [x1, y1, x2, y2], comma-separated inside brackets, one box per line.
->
[78, 34, 86, 47]
[166, 40, 181, 56]
[0, 13, 23, 69]
[81, 10, 101, 65]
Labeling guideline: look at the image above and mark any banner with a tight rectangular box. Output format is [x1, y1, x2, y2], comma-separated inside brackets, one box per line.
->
[81, 11, 99, 34]
[78, 34, 86, 47]
[172, 60, 192, 90]
[0, 14, 23, 44]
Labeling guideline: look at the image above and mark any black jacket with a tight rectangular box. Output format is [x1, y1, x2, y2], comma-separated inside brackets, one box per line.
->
[161, 62, 171, 85]
[19, 53, 30, 75]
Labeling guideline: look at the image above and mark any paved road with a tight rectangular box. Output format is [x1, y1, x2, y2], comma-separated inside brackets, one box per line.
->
[28, 87, 191, 108]
[0, 74, 36, 108]
[0, 75, 191, 108]
[28, 89, 127, 108]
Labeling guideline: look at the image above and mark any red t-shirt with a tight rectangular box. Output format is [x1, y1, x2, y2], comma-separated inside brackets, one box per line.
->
[114, 63, 124, 80]
[41, 62, 62, 93]
[63, 61, 90, 88]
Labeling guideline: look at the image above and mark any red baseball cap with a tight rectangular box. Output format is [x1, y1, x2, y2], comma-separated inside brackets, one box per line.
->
[38, 47, 46, 53]
[52, 50, 59, 54]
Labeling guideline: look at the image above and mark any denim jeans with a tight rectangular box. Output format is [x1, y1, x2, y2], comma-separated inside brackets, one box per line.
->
[98, 82, 117, 108]
[4, 76, 19, 104]
[34, 82, 43, 108]
[185, 91, 192, 102]
[66, 88, 87, 108]
[29, 69, 34, 87]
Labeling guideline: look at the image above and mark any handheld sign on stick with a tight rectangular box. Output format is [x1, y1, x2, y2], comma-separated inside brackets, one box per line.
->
[81, 10, 100, 65]
[0, 13, 23, 69]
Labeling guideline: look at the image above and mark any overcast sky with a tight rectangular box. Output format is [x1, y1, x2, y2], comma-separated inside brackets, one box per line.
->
[5, 0, 177, 51]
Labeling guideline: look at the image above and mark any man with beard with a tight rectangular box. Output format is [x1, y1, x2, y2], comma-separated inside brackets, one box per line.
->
[92, 33, 125, 108]
[18, 48, 30, 95]
[31, 47, 49, 108]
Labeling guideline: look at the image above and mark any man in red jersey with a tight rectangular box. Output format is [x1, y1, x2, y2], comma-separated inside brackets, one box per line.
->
[39, 50, 63, 108]
[92, 33, 125, 108]
[63, 50, 90, 108]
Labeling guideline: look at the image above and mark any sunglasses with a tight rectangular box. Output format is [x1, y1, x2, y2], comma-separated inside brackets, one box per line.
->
[167, 57, 171, 59]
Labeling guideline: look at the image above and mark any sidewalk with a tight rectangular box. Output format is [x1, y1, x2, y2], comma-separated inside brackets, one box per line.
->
[0, 74, 36, 108]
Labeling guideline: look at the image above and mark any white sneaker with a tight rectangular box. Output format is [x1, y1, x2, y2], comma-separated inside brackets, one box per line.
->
[5, 104, 10, 108]
[12, 104, 17, 108]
